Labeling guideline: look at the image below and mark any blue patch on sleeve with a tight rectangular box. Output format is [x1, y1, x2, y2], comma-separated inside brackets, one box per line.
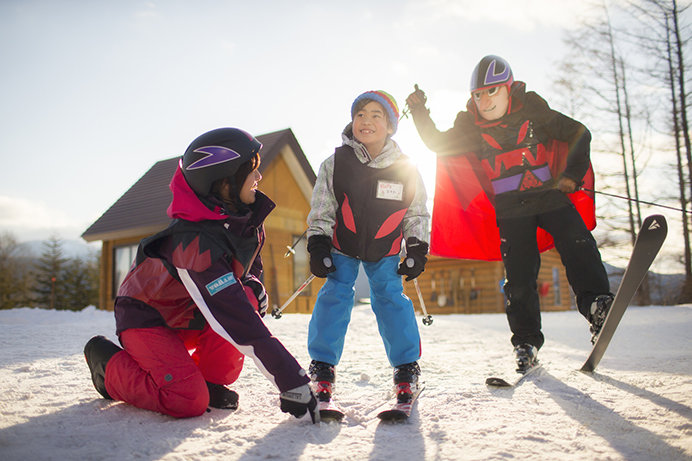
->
[206, 272, 237, 296]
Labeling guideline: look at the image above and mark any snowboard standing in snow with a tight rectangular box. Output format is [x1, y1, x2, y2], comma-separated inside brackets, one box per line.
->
[581, 214, 667, 372]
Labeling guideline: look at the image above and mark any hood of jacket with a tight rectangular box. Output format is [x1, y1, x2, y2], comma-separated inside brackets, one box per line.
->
[167, 161, 228, 222]
[167, 161, 275, 227]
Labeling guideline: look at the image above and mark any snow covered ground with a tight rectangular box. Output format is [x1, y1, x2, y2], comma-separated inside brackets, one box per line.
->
[0, 303, 690, 461]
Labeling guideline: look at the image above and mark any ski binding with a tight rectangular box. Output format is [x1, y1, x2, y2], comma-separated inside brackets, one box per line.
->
[377, 383, 423, 422]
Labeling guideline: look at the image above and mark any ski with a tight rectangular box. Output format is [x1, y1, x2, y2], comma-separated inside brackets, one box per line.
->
[316, 398, 345, 423]
[377, 384, 423, 422]
[581, 214, 667, 373]
[486, 362, 542, 388]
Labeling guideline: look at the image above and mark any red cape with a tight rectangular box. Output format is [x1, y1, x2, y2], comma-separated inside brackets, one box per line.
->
[430, 140, 595, 261]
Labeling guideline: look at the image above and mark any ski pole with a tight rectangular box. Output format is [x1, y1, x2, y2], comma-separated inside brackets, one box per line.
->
[284, 230, 308, 258]
[271, 257, 332, 319]
[400, 84, 426, 121]
[271, 274, 315, 319]
[581, 188, 691, 214]
[413, 278, 433, 326]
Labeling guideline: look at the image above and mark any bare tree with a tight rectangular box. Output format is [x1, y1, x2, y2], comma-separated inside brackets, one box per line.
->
[553, 0, 692, 302]
[624, 0, 692, 301]
[0, 232, 32, 309]
[557, 2, 644, 248]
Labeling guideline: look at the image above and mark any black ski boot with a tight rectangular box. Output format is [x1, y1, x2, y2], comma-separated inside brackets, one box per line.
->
[308, 360, 335, 402]
[513, 344, 538, 373]
[206, 382, 239, 410]
[393, 362, 421, 404]
[588, 294, 614, 344]
[84, 335, 123, 400]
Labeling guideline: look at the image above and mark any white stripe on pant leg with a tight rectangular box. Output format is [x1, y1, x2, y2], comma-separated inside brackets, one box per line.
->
[177, 267, 278, 389]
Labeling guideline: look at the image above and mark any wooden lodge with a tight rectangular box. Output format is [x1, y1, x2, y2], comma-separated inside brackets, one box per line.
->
[83, 127, 573, 316]
[404, 251, 572, 316]
[82, 128, 324, 314]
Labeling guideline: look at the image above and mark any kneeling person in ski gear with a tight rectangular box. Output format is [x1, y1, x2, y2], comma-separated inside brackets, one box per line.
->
[406, 55, 614, 370]
[84, 127, 317, 422]
[306, 91, 429, 404]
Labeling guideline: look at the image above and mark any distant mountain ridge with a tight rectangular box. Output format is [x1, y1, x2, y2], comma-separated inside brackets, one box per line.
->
[18, 239, 100, 260]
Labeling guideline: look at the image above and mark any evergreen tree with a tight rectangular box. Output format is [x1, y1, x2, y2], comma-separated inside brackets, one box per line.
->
[62, 252, 99, 311]
[33, 235, 68, 309]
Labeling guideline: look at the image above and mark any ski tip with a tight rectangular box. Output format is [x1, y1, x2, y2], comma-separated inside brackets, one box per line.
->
[319, 409, 345, 423]
[643, 214, 668, 235]
[377, 409, 409, 422]
[485, 377, 512, 387]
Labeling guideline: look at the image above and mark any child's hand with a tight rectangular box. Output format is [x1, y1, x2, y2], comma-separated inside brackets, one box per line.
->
[280, 384, 318, 423]
[243, 275, 268, 317]
[397, 237, 429, 281]
[307, 235, 336, 278]
[557, 177, 578, 194]
[406, 84, 427, 111]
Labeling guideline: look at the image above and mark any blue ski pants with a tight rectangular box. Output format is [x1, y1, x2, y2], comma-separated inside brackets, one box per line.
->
[307, 253, 421, 367]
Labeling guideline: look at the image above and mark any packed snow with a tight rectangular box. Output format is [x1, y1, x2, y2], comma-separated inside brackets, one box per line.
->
[0, 303, 690, 461]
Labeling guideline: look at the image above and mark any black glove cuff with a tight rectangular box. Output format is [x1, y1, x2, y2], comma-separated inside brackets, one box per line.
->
[405, 237, 429, 261]
[307, 234, 332, 254]
[243, 276, 261, 296]
[308, 234, 335, 278]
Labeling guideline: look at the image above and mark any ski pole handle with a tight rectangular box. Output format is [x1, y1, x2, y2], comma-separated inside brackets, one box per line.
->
[271, 274, 315, 319]
[413, 278, 433, 326]
[284, 230, 308, 258]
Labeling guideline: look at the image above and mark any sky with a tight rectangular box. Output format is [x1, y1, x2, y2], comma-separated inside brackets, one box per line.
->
[1, 303, 691, 460]
[0, 0, 682, 271]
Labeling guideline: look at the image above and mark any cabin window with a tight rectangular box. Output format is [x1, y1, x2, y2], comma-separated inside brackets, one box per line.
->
[113, 244, 138, 296]
[292, 235, 310, 295]
[552, 267, 561, 306]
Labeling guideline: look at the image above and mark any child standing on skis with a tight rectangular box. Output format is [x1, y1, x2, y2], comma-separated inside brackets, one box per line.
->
[406, 55, 613, 372]
[84, 127, 317, 422]
[306, 91, 430, 411]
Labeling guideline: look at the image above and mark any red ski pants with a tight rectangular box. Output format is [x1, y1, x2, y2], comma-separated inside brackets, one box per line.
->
[104, 324, 244, 418]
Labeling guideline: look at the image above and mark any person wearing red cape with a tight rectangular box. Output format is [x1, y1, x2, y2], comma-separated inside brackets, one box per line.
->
[406, 55, 613, 371]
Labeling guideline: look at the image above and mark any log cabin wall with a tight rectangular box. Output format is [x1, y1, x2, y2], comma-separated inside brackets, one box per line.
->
[98, 236, 142, 310]
[261, 146, 324, 314]
[402, 248, 573, 315]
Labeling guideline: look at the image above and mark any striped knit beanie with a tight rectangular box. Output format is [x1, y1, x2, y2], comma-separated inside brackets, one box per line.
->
[351, 90, 400, 134]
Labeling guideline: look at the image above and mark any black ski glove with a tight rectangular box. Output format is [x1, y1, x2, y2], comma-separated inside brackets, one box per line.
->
[405, 84, 428, 114]
[307, 235, 336, 278]
[280, 384, 319, 423]
[397, 237, 429, 281]
[243, 275, 268, 317]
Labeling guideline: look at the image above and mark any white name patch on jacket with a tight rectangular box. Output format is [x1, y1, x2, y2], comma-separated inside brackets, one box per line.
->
[206, 272, 237, 295]
[376, 180, 404, 201]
